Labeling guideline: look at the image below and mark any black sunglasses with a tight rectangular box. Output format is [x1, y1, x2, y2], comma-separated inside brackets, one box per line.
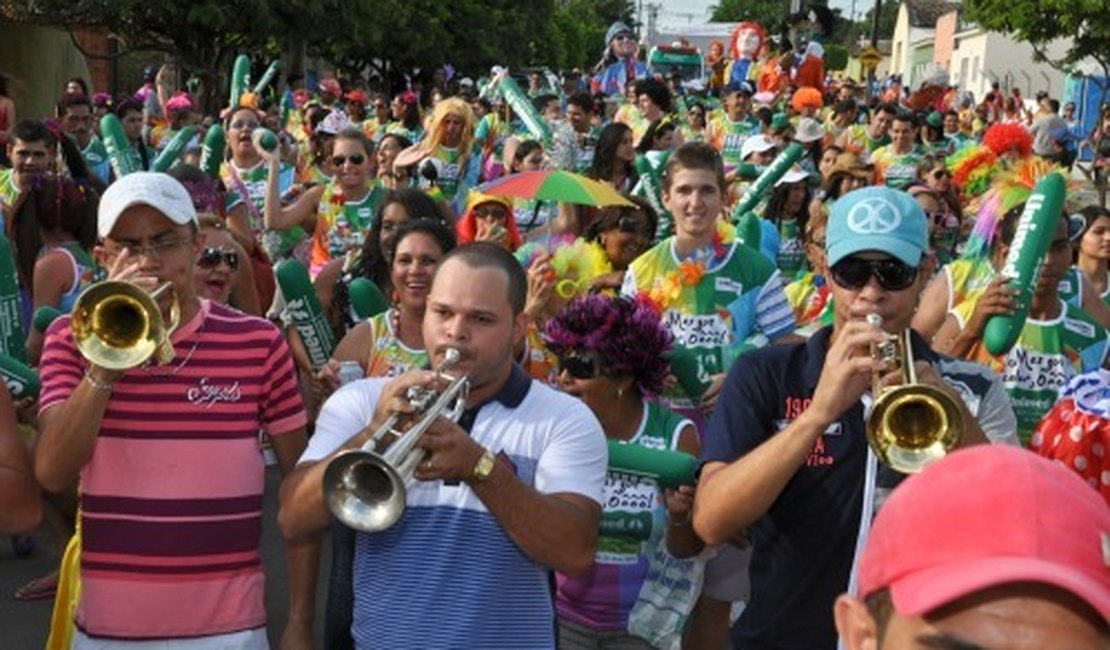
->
[332, 154, 366, 167]
[557, 354, 599, 380]
[830, 257, 917, 291]
[475, 205, 509, 220]
[197, 247, 240, 270]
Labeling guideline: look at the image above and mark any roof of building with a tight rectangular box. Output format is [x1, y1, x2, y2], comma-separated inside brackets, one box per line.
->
[904, 0, 961, 29]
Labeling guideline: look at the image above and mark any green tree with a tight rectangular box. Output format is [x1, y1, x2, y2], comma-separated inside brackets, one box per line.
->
[824, 43, 849, 71]
[710, 0, 788, 34]
[964, 0, 1109, 77]
[842, 1, 899, 45]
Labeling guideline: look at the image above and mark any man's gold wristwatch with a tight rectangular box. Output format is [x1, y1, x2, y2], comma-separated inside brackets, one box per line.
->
[471, 449, 496, 482]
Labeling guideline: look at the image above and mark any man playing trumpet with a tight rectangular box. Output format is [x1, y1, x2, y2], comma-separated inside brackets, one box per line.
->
[692, 186, 1018, 649]
[35, 172, 316, 649]
[280, 243, 607, 649]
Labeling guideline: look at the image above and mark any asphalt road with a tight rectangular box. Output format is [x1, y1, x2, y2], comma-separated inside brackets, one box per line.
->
[0, 466, 331, 649]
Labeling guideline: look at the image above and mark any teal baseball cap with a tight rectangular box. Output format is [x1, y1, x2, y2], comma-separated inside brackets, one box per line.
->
[827, 186, 929, 267]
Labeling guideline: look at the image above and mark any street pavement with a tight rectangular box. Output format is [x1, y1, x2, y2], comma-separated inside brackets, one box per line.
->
[0, 466, 331, 649]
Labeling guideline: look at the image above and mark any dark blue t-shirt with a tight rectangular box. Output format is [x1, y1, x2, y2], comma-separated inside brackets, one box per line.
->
[703, 326, 866, 649]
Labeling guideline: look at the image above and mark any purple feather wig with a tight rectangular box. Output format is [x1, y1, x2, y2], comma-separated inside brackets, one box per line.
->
[543, 294, 673, 397]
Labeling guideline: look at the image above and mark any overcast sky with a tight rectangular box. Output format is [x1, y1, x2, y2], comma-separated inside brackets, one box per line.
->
[654, 0, 864, 29]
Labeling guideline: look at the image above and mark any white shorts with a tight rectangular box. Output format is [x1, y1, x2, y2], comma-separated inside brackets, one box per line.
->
[73, 627, 268, 650]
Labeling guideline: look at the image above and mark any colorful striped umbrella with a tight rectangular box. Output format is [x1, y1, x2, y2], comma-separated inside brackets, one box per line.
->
[478, 170, 636, 207]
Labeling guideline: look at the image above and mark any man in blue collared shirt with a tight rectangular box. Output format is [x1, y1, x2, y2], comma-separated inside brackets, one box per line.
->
[281, 243, 607, 649]
[692, 187, 1018, 648]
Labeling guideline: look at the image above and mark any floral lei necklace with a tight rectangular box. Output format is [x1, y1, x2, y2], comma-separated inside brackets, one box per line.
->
[642, 226, 730, 312]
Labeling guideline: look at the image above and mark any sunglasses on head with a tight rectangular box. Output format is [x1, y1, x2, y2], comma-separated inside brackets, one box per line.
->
[830, 256, 917, 291]
[332, 154, 366, 167]
[197, 247, 240, 270]
[557, 354, 600, 380]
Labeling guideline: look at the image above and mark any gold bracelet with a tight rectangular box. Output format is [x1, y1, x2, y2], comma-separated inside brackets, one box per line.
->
[84, 370, 115, 392]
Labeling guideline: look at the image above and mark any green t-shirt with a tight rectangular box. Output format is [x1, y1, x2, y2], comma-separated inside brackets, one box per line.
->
[955, 298, 1110, 442]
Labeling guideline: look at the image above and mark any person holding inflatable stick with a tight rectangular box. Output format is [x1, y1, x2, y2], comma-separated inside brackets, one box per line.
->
[933, 171, 1110, 443]
[545, 293, 703, 649]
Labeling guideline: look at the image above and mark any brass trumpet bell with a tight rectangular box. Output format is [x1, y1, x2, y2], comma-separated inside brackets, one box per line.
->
[323, 348, 469, 533]
[866, 316, 964, 474]
[72, 281, 179, 370]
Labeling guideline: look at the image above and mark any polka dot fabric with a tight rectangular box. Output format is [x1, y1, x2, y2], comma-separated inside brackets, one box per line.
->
[1029, 370, 1110, 504]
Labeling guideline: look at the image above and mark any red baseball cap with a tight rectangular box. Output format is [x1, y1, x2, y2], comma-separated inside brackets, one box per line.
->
[859, 445, 1110, 619]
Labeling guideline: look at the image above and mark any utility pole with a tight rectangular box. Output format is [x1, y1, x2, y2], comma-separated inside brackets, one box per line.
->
[871, 0, 883, 47]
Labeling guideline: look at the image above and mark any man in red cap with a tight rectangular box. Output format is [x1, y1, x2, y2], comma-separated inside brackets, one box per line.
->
[836, 445, 1109, 648]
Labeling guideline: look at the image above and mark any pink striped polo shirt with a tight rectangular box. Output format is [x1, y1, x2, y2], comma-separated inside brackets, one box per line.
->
[39, 299, 307, 640]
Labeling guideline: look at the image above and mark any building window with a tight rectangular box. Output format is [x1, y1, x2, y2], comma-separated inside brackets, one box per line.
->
[972, 56, 980, 82]
[960, 58, 969, 86]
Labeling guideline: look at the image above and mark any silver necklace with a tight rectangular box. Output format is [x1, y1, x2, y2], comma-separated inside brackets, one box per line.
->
[142, 319, 205, 376]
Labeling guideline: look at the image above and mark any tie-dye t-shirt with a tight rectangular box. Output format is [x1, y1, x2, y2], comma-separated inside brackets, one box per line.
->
[706, 113, 761, 168]
[944, 257, 996, 314]
[623, 237, 796, 408]
[555, 401, 691, 631]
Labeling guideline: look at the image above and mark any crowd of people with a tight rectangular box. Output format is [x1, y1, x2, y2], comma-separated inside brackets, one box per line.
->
[0, 18, 1108, 650]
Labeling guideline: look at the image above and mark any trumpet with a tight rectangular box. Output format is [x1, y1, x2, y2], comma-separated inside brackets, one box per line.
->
[71, 281, 180, 370]
[323, 348, 470, 532]
[866, 314, 963, 474]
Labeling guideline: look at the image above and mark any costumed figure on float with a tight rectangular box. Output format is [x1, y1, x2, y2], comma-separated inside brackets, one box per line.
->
[594, 22, 649, 97]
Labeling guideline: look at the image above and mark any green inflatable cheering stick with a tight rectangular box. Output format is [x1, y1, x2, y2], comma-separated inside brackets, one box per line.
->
[606, 440, 698, 488]
[199, 125, 227, 179]
[983, 172, 1066, 356]
[151, 126, 199, 172]
[276, 260, 337, 370]
[100, 114, 139, 178]
[732, 143, 805, 219]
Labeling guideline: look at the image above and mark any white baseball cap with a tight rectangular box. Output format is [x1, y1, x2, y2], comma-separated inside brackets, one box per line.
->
[775, 167, 810, 187]
[98, 172, 198, 239]
[740, 134, 776, 161]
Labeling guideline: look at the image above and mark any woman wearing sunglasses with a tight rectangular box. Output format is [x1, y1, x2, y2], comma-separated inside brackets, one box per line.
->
[193, 215, 260, 315]
[544, 294, 702, 649]
[682, 103, 707, 144]
[907, 184, 960, 266]
[584, 197, 658, 288]
[265, 127, 383, 278]
[221, 106, 302, 267]
[917, 155, 963, 228]
[456, 192, 522, 251]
